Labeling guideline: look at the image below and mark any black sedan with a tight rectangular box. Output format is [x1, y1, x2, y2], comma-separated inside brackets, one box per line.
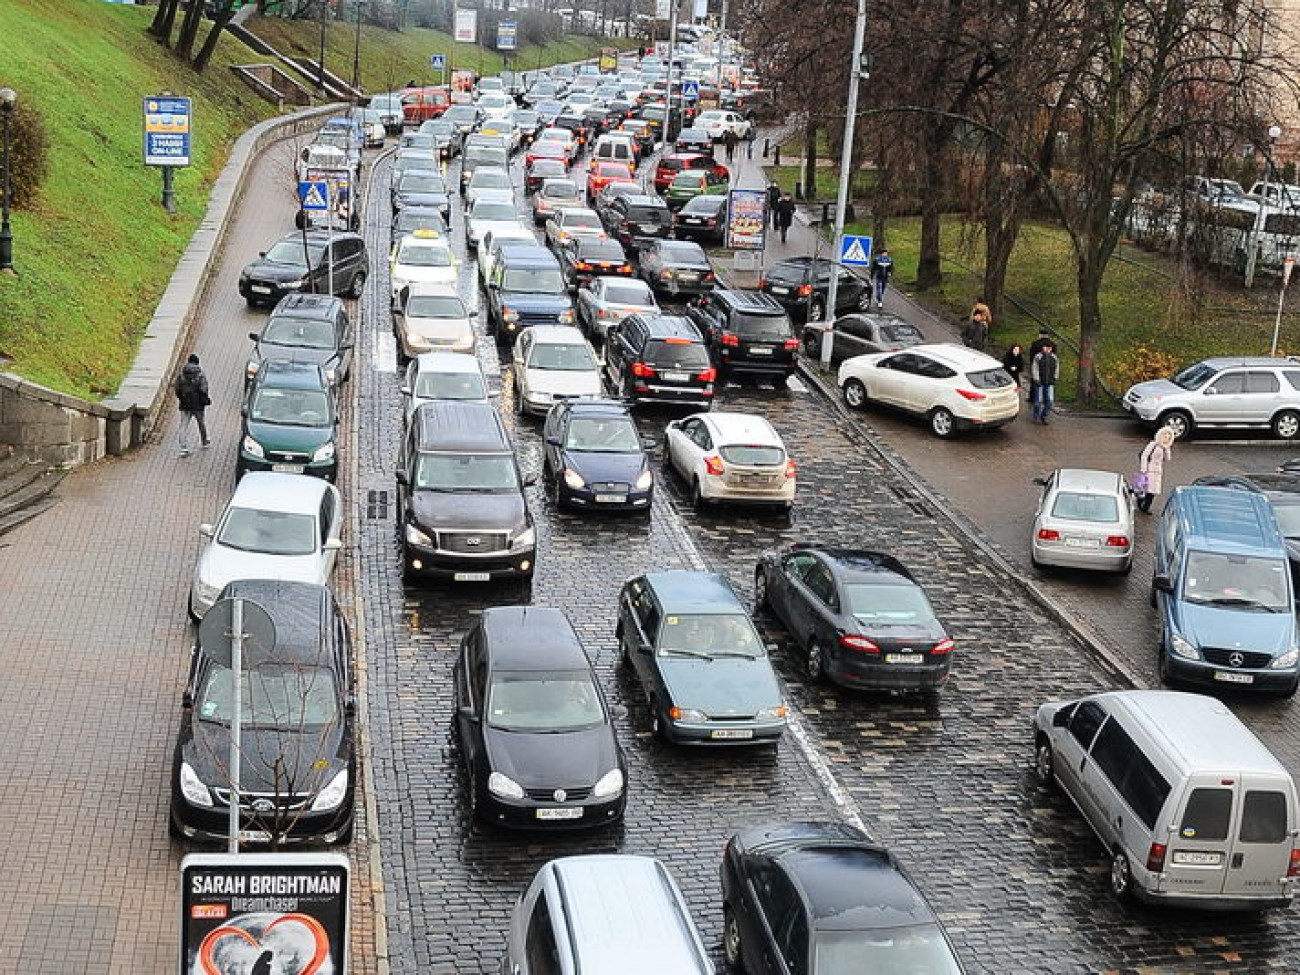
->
[169, 579, 356, 846]
[673, 193, 727, 244]
[722, 822, 966, 975]
[639, 239, 717, 299]
[541, 398, 653, 512]
[453, 606, 627, 829]
[802, 311, 924, 363]
[390, 170, 452, 223]
[755, 544, 955, 692]
[557, 236, 634, 290]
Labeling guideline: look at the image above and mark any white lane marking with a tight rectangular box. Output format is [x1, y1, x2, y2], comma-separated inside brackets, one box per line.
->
[786, 374, 808, 394]
[374, 330, 397, 374]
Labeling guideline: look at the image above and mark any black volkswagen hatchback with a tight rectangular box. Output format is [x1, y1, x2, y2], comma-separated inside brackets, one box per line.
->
[454, 606, 627, 829]
[169, 579, 355, 846]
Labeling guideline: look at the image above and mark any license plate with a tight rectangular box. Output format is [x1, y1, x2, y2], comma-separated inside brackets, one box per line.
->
[453, 572, 491, 582]
[271, 463, 304, 474]
[595, 494, 625, 503]
[536, 807, 584, 821]
[677, 272, 698, 282]
[1214, 671, 1255, 684]
[238, 830, 272, 844]
[749, 346, 774, 355]
[769, 286, 789, 295]
[250, 285, 271, 294]
[710, 728, 754, 740]
[663, 371, 689, 382]
[885, 653, 925, 664]
[1173, 850, 1224, 866]
[683, 217, 703, 225]
[1064, 537, 1101, 548]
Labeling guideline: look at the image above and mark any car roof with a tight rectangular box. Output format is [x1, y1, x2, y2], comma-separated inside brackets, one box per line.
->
[901, 342, 1003, 370]
[270, 292, 344, 317]
[214, 580, 339, 664]
[622, 194, 668, 207]
[713, 290, 785, 313]
[576, 237, 624, 253]
[527, 325, 591, 345]
[788, 545, 915, 583]
[413, 351, 483, 374]
[564, 397, 634, 418]
[412, 400, 509, 451]
[1195, 473, 1300, 500]
[539, 178, 580, 192]
[699, 411, 782, 445]
[1198, 356, 1300, 368]
[641, 570, 743, 613]
[1053, 468, 1124, 494]
[783, 846, 934, 930]
[252, 360, 330, 390]
[479, 606, 589, 670]
[275, 229, 363, 247]
[229, 472, 331, 514]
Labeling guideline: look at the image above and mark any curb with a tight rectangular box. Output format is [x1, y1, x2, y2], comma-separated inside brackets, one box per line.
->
[795, 359, 1147, 691]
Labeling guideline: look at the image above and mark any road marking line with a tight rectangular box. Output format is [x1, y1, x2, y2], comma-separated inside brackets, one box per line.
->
[374, 331, 397, 374]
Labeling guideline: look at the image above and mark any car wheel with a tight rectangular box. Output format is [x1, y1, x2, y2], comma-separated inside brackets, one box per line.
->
[1157, 649, 1176, 688]
[1274, 410, 1300, 440]
[187, 592, 200, 624]
[467, 776, 483, 822]
[1157, 410, 1193, 441]
[723, 907, 745, 971]
[347, 271, 366, 298]
[842, 378, 868, 410]
[1033, 736, 1056, 789]
[806, 641, 827, 683]
[1109, 849, 1134, 903]
[929, 407, 956, 438]
[650, 697, 669, 742]
[808, 298, 826, 322]
[754, 569, 769, 612]
[1282, 678, 1300, 700]
[691, 478, 708, 510]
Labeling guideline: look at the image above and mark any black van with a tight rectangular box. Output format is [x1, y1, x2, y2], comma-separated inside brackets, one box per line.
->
[396, 401, 537, 582]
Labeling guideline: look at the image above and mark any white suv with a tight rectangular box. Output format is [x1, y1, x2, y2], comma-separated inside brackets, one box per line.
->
[837, 342, 1020, 438]
[1123, 356, 1300, 440]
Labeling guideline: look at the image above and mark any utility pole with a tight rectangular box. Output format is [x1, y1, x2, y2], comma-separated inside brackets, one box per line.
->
[668, 0, 679, 141]
[318, 0, 329, 94]
[819, 0, 867, 369]
[715, 0, 726, 92]
[351, 0, 364, 94]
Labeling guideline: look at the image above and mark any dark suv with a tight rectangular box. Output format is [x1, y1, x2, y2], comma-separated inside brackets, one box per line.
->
[484, 246, 576, 345]
[246, 293, 354, 387]
[760, 257, 872, 323]
[602, 314, 716, 407]
[238, 231, 368, 308]
[687, 290, 798, 384]
[599, 194, 674, 248]
[237, 360, 339, 481]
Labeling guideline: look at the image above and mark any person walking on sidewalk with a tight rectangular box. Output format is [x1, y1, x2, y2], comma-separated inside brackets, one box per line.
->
[1135, 426, 1174, 513]
[775, 193, 796, 243]
[767, 181, 782, 228]
[723, 128, 739, 162]
[174, 353, 211, 457]
[743, 123, 756, 159]
[1029, 342, 1059, 424]
[961, 313, 988, 352]
[869, 249, 893, 308]
[1001, 343, 1025, 389]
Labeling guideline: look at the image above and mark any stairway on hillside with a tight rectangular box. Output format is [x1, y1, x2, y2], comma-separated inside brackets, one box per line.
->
[0, 446, 63, 539]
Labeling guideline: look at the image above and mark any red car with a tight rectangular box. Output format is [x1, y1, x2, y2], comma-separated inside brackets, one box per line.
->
[653, 153, 728, 195]
[401, 87, 451, 126]
[587, 160, 634, 203]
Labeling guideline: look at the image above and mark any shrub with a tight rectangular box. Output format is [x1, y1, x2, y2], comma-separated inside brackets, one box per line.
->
[1102, 343, 1183, 392]
[3, 97, 49, 210]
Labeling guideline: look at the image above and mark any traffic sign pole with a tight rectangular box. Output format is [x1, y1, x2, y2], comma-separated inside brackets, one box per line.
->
[228, 598, 242, 853]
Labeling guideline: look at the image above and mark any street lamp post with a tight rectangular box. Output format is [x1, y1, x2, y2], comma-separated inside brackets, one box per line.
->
[1245, 124, 1283, 289]
[351, 0, 364, 94]
[0, 87, 16, 275]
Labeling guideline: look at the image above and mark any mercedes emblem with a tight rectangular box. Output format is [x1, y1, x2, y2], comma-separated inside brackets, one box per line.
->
[1229, 652, 1245, 668]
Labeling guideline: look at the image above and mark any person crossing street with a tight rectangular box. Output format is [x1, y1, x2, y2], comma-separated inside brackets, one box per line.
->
[869, 248, 893, 307]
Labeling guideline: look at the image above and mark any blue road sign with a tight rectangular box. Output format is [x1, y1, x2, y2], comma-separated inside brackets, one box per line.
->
[430, 54, 446, 71]
[299, 180, 330, 211]
[839, 234, 873, 266]
[498, 21, 517, 50]
[143, 95, 192, 167]
[682, 79, 700, 102]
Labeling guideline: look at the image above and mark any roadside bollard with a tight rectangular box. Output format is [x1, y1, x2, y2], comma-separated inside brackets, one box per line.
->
[773, 146, 781, 166]
[763, 138, 769, 159]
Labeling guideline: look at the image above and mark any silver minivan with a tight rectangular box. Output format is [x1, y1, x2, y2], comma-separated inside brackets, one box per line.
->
[1033, 689, 1299, 909]
[503, 855, 714, 975]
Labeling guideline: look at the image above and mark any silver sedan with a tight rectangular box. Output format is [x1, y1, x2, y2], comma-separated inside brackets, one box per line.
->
[575, 276, 659, 341]
[1031, 468, 1135, 573]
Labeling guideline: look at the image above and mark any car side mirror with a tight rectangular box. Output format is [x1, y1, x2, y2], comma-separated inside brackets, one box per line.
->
[459, 705, 480, 723]
[341, 341, 355, 350]
[523, 472, 540, 486]
[469, 308, 479, 316]
[248, 332, 260, 342]
[258, 251, 266, 258]
[324, 538, 343, 552]
[1153, 573, 1173, 593]
[199, 523, 214, 538]
[399, 384, 412, 396]
[642, 436, 659, 450]
[346, 695, 357, 716]
[395, 469, 408, 485]
[1032, 476, 1049, 487]
[1204, 387, 1218, 396]
[546, 435, 562, 446]
[182, 689, 194, 709]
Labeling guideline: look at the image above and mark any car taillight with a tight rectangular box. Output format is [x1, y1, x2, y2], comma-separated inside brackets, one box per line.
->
[956, 388, 986, 401]
[758, 278, 768, 289]
[795, 284, 812, 297]
[660, 269, 674, 279]
[1146, 842, 1167, 873]
[619, 264, 632, 273]
[720, 332, 740, 347]
[703, 271, 716, 282]
[631, 361, 655, 378]
[1037, 528, 1060, 541]
[619, 220, 631, 231]
[932, 637, 955, 655]
[1105, 535, 1130, 548]
[597, 309, 614, 319]
[706, 217, 717, 226]
[840, 634, 880, 653]
[697, 366, 717, 382]
[783, 338, 800, 350]
[784, 460, 797, 478]
[1289, 848, 1300, 878]
[703, 455, 725, 476]
[576, 261, 591, 271]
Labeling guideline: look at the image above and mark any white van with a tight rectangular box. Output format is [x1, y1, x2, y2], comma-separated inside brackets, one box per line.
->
[503, 855, 713, 975]
[1033, 689, 1298, 909]
[592, 133, 636, 165]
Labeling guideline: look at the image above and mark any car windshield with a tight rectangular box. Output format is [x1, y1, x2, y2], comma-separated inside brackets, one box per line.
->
[197, 664, 339, 730]
[1270, 502, 1300, 538]
[966, 367, 1014, 389]
[719, 444, 785, 466]
[845, 583, 936, 623]
[473, 202, 518, 221]
[814, 926, 962, 975]
[397, 243, 454, 267]
[399, 174, 447, 194]
[407, 294, 467, 318]
[682, 196, 722, 214]
[882, 321, 922, 343]
[262, 317, 336, 350]
[249, 388, 331, 426]
[529, 342, 595, 371]
[472, 170, 513, 189]
[1051, 491, 1120, 523]
[263, 241, 320, 266]
[396, 212, 445, 235]
[401, 134, 435, 149]
[315, 130, 352, 150]
[629, 205, 671, 224]
[414, 452, 517, 491]
[413, 369, 487, 400]
[603, 282, 654, 306]
[444, 107, 478, 122]
[657, 613, 764, 658]
[732, 312, 792, 340]
[465, 148, 508, 167]
[671, 173, 705, 189]
[565, 416, 641, 452]
[660, 242, 707, 263]
[1182, 552, 1291, 610]
[502, 268, 565, 293]
[216, 507, 317, 556]
[486, 670, 604, 732]
[1171, 361, 1219, 390]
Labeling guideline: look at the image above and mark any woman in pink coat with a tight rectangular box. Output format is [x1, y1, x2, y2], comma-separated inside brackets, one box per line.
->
[1137, 426, 1174, 513]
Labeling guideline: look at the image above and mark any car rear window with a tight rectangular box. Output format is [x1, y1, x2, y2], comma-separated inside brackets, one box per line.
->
[965, 367, 1014, 389]
[882, 322, 923, 343]
[1050, 492, 1120, 523]
[645, 339, 709, 368]
[732, 312, 793, 341]
[1241, 791, 1288, 843]
[627, 204, 671, 224]
[659, 158, 684, 173]
[1180, 787, 1233, 841]
[720, 444, 785, 466]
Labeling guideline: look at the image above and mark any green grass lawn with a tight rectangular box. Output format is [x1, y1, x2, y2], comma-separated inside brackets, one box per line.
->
[763, 164, 875, 202]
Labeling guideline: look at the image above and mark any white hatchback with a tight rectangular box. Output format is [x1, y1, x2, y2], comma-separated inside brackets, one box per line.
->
[664, 411, 796, 510]
[837, 342, 1020, 438]
[695, 109, 751, 140]
[512, 326, 603, 416]
[189, 473, 343, 620]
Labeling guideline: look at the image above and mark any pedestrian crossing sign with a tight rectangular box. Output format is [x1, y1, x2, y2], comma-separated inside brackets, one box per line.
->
[299, 180, 330, 211]
[839, 234, 873, 266]
[682, 80, 700, 101]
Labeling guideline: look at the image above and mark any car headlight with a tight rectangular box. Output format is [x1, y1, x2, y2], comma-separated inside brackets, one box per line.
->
[559, 308, 575, 323]
[673, 707, 708, 723]
[502, 307, 520, 323]
[310, 770, 349, 811]
[405, 523, 432, 546]
[487, 771, 525, 799]
[592, 768, 624, 798]
[635, 469, 653, 491]
[756, 705, 789, 720]
[312, 442, 336, 463]
[179, 762, 214, 808]
[1272, 648, 1300, 669]
[241, 435, 265, 459]
[564, 468, 586, 490]
[511, 526, 536, 550]
[1170, 632, 1199, 660]
[284, 278, 306, 289]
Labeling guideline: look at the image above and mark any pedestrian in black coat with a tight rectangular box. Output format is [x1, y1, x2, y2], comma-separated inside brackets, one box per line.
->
[173, 353, 211, 457]
[1002, 343, 1025, 388]
[766, 181, 782, 228]
[774, 193, 796, 243]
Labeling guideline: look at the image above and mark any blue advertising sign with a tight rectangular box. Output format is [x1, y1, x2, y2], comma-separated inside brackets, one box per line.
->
[498, 20, 518, 50]
[430, 53, 446, 71]
[839, 234, 873, 266]
[143, 95, 192, 167]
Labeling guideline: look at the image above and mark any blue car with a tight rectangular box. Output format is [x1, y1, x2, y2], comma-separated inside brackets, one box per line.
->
[541, 399, 654, 512]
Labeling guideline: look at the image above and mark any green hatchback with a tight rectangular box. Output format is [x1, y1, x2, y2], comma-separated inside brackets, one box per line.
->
[237, 360, 339, 482]
[664, 169, 729, 211]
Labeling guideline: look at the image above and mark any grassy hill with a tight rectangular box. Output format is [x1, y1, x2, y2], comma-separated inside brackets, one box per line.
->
[0, 0, 623, 398]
